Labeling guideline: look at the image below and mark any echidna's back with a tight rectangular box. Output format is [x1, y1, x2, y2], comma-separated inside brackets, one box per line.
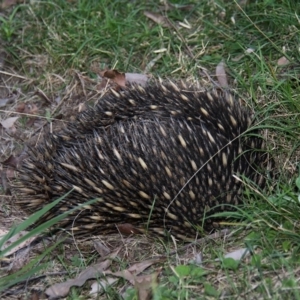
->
[15, 82, 271, 240]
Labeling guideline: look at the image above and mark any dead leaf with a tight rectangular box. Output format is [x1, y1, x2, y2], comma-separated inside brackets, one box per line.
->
[15, 103, 26, 113]
[0, 229, 9, 237]
[134, 269, 161, 300]
[0, 0, 19, 10]
[9, 247, 30, 272]
[93, 241, 110, 257]
[0, 90, 19, 108]
[46, 260, 112, 297]
[30, 291, 40, 300]
[125, 73, 148, 87]
[99, 69, 126, 87]
[144, 11, 171, 28]
[15, 103, 39, 127]
[1, 116, 19, 130]
[166, 3, 194, 11]
[98, 70, 148, 88]
[215, 247, 251, 262]
[117, 223, 143, 235]
[245, 48, 255, 54]
[2, 150, 28, 169]
[277, 56, 290, 66]
[46, 250, 164, 297]
[54, 95, 62, 104]
[124, 258, 164, 280]
[24, 103, 39, 115]
[90, 277, 118, 295]
[224, 248, 251, 260]
[216, 60, 228, 87]
[3, 167, 16, 184]
[2, 155, 19, 168]
[1, 231, 37, 257]
[45, 247, 121, 298]
[90, 258, 164, 294]
[0, 97, 11, 108]
[5, 167, 15, 179]
[190, 252, 202, 266]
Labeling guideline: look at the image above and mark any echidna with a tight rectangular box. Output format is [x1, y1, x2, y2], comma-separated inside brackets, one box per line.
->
[14, 82, 272, 241]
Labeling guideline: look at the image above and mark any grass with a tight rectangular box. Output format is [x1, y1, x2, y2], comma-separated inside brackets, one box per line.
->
[0, 0, 300, 299]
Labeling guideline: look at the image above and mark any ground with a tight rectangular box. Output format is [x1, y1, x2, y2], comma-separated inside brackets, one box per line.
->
[0, 0, 300, 299]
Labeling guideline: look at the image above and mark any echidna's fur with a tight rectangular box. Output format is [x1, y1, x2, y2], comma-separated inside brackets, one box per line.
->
[15, 82, 272, 241]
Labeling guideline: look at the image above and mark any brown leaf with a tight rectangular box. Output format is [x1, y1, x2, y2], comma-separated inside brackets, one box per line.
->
[26, 118, 36, 127]
[2, 151, 28, 169]
[1, 164, 17, 185]
[100, 69, 126, 87]
[98, 70, 148, 89]
[16, 103, 39, 127]
[144, 11, 171, 27]
[15, 103, 26, 113]
[46, 261, 111, 297]
[30, 291, 40, 300]
[6, 167, 15, 178]
[93, 241, 110, 257]
[134, 269, 161, 300]
[117, 223, 143, 235]
[90, 258, 164, 295]
[2, 155, 19, 168]
[0, 0, 19, 10]
[45, 248, 121, 298]
[24, 103, 39, 115]
[1, 169, 9, 191]
[9, 247, 31, 272]
[118, 258, 164, 282]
